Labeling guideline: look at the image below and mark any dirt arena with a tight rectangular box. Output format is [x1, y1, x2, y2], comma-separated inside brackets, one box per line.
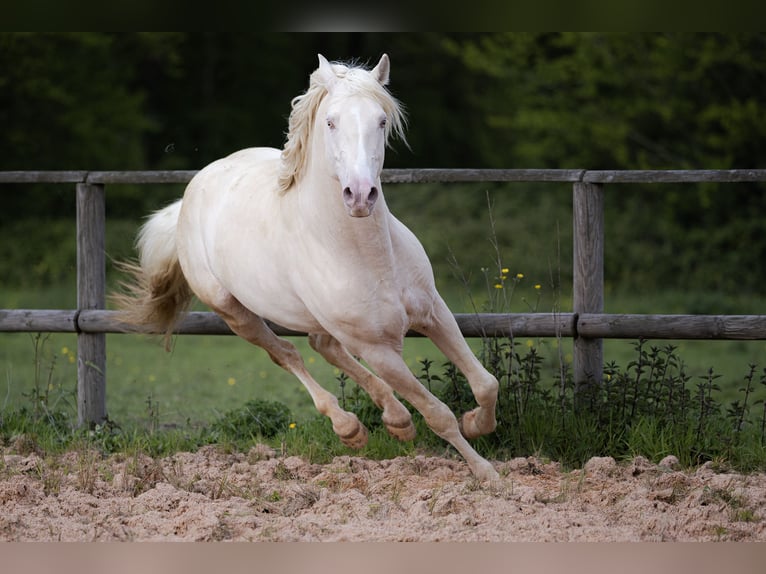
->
[1, 444, 765, 541]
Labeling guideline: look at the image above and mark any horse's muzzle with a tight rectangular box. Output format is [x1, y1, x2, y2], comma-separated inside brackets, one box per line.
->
[343, 186, 378, 217]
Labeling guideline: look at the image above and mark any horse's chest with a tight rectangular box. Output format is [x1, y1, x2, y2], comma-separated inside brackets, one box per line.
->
[301, 274, 422, 336]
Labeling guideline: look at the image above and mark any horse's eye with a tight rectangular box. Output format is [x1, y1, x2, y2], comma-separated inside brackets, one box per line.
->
[380, 118, 387, 129]
[327, 119, 335, 130]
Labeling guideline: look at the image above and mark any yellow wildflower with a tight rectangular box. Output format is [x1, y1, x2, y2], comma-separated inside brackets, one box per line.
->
[516, 273, 524, 279]
[494, 283, 503, 289]
[534, 284, 542, 290]
[227, 377, 236, 386]
[289, 422, 297, 429]
[501, 267, 509, 274]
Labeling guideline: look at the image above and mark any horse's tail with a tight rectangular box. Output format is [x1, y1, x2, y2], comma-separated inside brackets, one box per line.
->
[113, 200, 192, 350]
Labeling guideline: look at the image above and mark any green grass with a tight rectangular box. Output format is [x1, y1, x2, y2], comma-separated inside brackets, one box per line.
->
[4, 328, 761, 430]
[2, 323, 765, 473]
[0, 328, 457, 428]
[0, 332, 766, 472]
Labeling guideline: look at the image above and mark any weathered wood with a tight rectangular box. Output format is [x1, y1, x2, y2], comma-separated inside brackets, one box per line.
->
[76, 183, 107, 427]
[86, 171, 198, 184]
[584, 169, 766, 184]
[7, 309, 764, 340]
[0, 171, 88, 183]
[76, 310, 578, 338]
[381, 169, 585, 184]
[573, 182, 605, 387]
[0, 309, 78, 332]
[449, 313, 576, 338]
[578, 314, 766, 340]
[3, 169, 766, 186]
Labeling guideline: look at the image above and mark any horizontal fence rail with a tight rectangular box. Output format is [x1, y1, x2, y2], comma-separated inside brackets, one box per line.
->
[2, 169, 766, 426]
[4, 169, 766, 185]
[3, 309, 766, 340]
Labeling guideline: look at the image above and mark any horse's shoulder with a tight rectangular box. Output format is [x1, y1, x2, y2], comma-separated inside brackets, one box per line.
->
[389, 215, 426, 254]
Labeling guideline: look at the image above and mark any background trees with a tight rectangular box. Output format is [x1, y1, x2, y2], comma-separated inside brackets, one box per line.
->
[1, 33, 764, 299]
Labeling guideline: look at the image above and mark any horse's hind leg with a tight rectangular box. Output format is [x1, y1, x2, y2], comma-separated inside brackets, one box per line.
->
[211, 296, 368, 448]
[309, 333, 415, 441]
[419, 297, 498, 439]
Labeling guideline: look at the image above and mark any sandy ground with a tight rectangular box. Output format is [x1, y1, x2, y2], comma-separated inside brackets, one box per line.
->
[1, 444, 765, 541]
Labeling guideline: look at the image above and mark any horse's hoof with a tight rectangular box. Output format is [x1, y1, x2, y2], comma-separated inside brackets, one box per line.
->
[471, 459, 501, 484]
[337, 420, 369, 449]
[385, 419, 416, 442]
[459, 408, 496, 439]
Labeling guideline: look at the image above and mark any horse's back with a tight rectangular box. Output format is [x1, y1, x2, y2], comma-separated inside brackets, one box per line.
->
[181, 147, 282, 226]
[188, 147, 282, 193]
[221, 147, 282, 164]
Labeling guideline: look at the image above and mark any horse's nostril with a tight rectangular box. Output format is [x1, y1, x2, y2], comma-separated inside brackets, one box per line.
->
[368, 187, 378, 202]
[343, 187, 353, 201]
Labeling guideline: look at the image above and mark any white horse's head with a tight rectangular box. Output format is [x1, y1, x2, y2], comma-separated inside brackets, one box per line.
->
[315, 54, 392, 217]
[279, 54, 407, 218]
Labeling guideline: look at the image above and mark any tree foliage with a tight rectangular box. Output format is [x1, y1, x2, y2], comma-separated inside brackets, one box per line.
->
[1, 33, 765, 296]
[443, 33, 766, 170]
[442, 33, 766, 294]
[0, 33, 165, 170]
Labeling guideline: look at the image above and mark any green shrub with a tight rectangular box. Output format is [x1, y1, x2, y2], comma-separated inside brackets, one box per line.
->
[210, 399, 291, 441]
[422, 336, 766, 470]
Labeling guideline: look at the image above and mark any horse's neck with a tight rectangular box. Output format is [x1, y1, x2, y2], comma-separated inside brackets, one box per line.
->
[300, 171, 396, 269]
[317, 181, 393, 244]
[298, 109, 397, 271]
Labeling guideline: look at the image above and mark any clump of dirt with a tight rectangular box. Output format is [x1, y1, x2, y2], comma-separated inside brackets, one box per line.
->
[1, 445, 764, 541]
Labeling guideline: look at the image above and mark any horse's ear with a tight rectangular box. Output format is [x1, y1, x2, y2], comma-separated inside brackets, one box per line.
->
[372, 53, 390, 86]
[317, 54, 337, 89]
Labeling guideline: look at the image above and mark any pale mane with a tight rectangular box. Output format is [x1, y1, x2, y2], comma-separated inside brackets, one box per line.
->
[277, 61, 407, 193]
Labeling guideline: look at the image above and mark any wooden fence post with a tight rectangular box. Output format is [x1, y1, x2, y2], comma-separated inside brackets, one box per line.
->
[573, 181, 604, 391]
[76, 182, 107, 427]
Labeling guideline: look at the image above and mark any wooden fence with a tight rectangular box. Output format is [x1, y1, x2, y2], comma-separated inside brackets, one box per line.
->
[2, 169, 766, 427]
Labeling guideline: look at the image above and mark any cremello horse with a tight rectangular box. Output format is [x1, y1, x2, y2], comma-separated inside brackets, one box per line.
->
[117, 54, 499, 481]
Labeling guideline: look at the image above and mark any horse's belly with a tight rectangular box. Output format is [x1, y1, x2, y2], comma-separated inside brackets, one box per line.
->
[233, 285, 325, 334]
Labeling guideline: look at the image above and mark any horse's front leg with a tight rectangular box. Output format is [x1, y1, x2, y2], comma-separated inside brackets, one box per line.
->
[309, 333, 416, 441]
[359, 343, 499, 482]
[419, 297, 499, 439]
[210, 296, 368, 449]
